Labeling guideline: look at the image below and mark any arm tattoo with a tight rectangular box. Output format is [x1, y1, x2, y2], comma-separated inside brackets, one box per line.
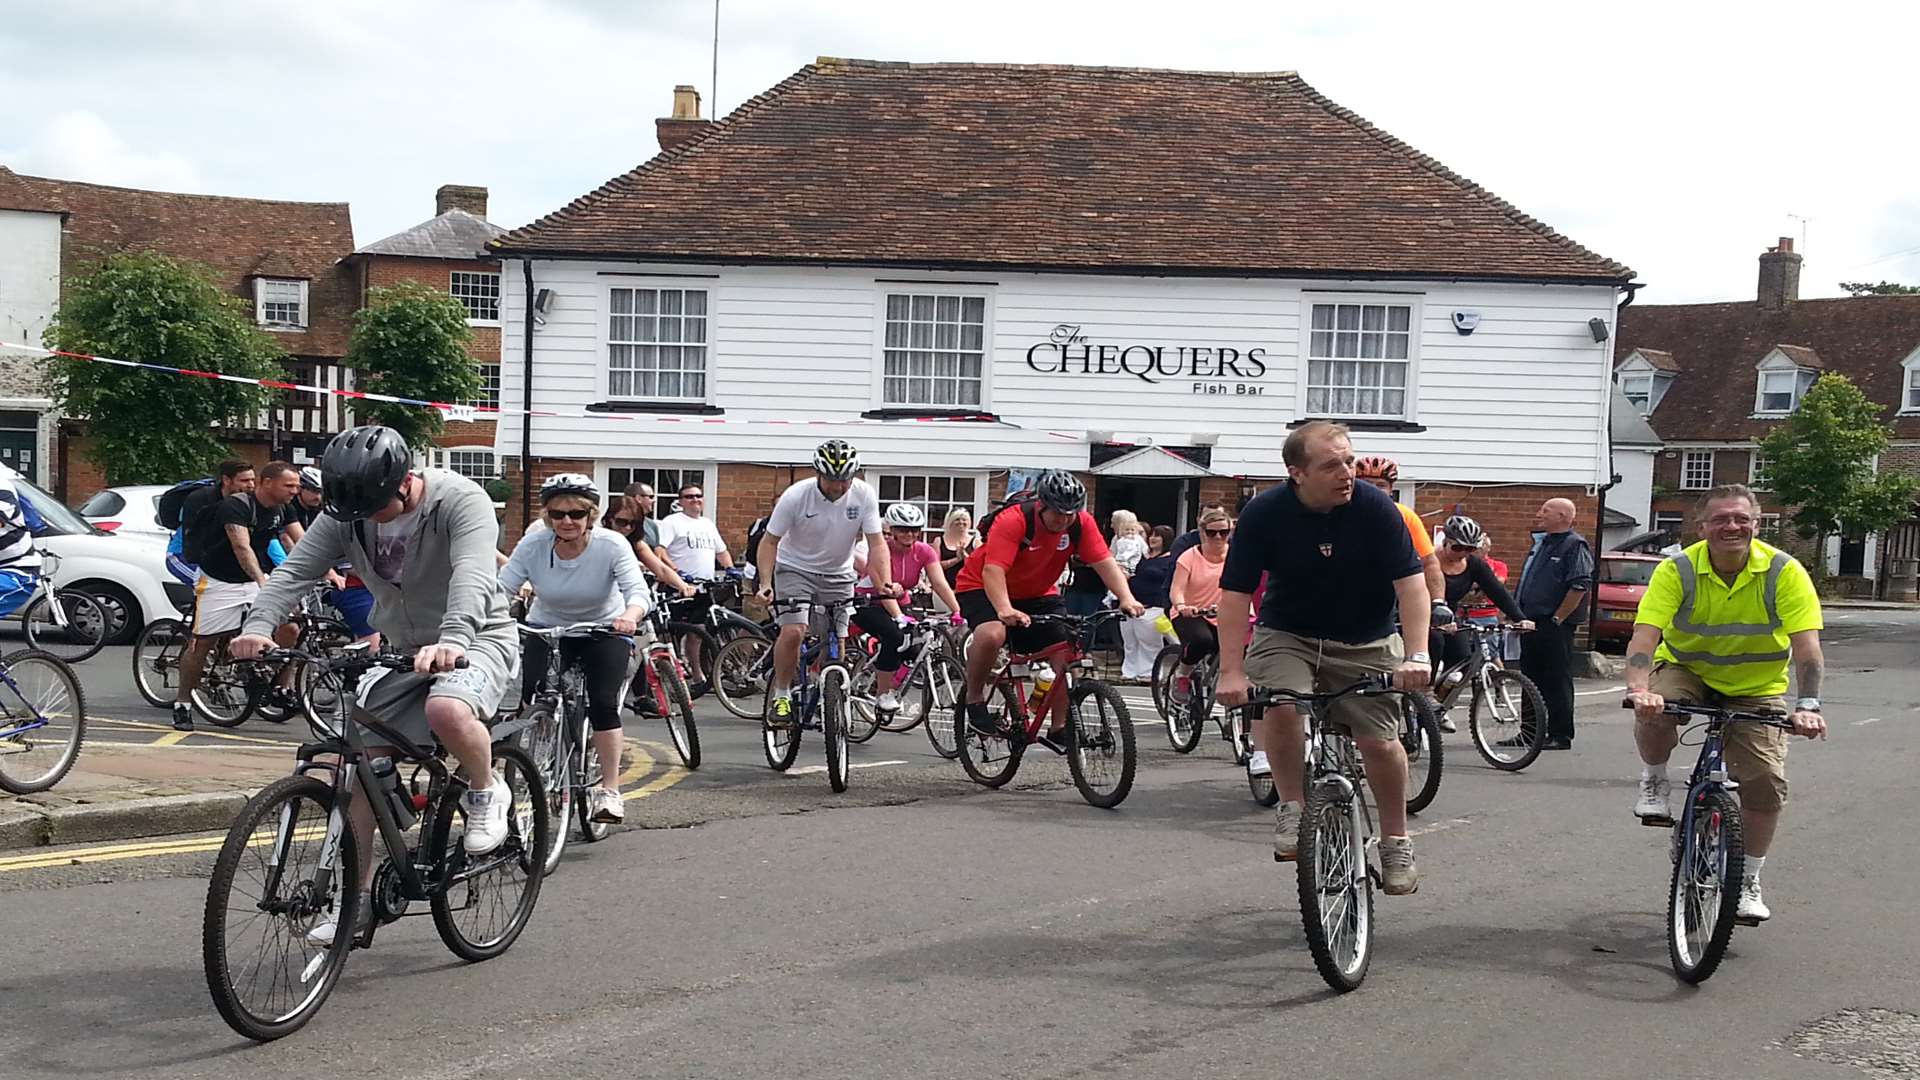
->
[1796, 658, 1823, 698]
[1627, 652, 1652, 670]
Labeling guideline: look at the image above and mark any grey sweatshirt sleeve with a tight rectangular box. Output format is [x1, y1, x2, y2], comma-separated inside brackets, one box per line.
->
[438, 484, 506, 652]
[241, 515, 350, 639]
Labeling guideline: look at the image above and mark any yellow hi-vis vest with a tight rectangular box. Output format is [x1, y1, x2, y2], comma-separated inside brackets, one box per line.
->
[1644, 538, 1820, 698]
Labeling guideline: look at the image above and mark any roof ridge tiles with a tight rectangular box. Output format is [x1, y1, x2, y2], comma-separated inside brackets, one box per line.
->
[814, 55, 1302, 79]
[13, 170, 347, 210]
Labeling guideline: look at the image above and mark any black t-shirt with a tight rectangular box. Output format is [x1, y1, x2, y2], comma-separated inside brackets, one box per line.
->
[1444, 554, 1523, 621]
[194, 494, 289, 584]
[1220, 481, 1421, 644]
[288, 496, 323, 531]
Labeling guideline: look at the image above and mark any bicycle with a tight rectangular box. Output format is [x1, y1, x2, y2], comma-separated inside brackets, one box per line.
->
[0, 648, 88, 795]
[1248, 676, 1406, 993]
[955, 610, 1136, 809]
[517, 622, 631, 876]
[628, 583, 700, 769]
[761, 596, 861, 793]
[187, 593, 354, 727]
[1430, 621, 1547, 771]
[202, 645, 548, 1042]
[1625, 699, 1794, 984]
[18, 550, 111, 664]
[847, 606, 967, 748]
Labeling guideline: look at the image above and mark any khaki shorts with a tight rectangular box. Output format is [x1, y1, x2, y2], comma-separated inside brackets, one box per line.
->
[1245, 628, 1403, 742]
[1649, 663, 1790, 811]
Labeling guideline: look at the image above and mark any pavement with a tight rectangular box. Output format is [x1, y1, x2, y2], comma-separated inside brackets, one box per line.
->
[0, 612, 1914, 1078]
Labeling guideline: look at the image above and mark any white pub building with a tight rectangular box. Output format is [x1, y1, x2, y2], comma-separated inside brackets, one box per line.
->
[489, 58, 1636, 570]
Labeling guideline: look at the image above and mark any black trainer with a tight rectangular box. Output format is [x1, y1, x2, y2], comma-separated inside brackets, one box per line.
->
[171, 703, 194, 732]
[965, 701, 999, 736]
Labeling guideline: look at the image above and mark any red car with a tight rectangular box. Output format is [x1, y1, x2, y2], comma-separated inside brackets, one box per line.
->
[1591, 552, 1664, 645]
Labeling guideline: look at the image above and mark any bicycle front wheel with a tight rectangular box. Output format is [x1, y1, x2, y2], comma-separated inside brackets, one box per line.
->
[1469, 668, 1547, 772]
[956, 679, 1025, 789]
[23, 590, 109, 663]
[576, 740, 610, 843]
[823, 669, 850, 793]
[1297, 778, 1373, 993]
[1149, 644, 1182, 728]
[518, 705, 570, 877]
[1400, 691, 1444, 815]
[192, 653, 263, 728]
[711, 634, 772, 720]
[651, 652, 701, 770]
[0, 650, 87, 795]
[429, 743, 548, 962]
[844, 657, 885, 743]
[1066, 680, 1135, 809]
[1669, 788, 1744, 984]
[919, 653, 964, 757]
[132, 619, 188, 707]
[203, 774, 361, 1042]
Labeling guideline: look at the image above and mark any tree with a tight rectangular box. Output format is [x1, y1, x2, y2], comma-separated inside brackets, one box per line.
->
[46, 251, 285, 486]
[1838, 281, 1920, 296]
[1757, 374, 1918, 578]
[343, 280, 480, 450]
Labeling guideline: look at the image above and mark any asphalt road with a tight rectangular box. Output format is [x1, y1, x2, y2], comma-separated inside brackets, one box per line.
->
[1, 611, 1916, 1080]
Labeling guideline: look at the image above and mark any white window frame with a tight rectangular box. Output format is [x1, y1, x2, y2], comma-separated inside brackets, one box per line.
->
[426, 446, 499, 479]
[1749, 448, 1771, 490]
[450, 270, 502, 325]
[602, 284, 710, 403]
[1652, 511, 1686, 538]
[254, 277, 308, 331]
[1901, 347, 1920, 414]
[1759, 512, 1783, 537]
[1619, 371, 1654, 413]
[870, 289, 993, 411]
[1680, 449, 1714, 490]
[466, 361, 501, 410]
[1754, 367, 1798, 415]
[597, 462, 715, 521]
[871, 469, 988, 541]
[1296, 294, 1422, 422]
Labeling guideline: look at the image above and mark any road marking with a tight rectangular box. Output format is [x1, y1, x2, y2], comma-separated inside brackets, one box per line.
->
[1853, 717, 1882, 726]
[90, 715, 294, 747]
[786, 759, 909, 776]
[150, 731, 191, 748]
[82, 740, 288, 751]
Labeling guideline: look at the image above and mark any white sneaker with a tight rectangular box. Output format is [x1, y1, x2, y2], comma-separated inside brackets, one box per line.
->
[1380, 835, 1420, 896]
[589, 786, 625, 824]
[306, 895, 370, 946]
[1737, 879, 1771, 922]
[1436, 706, 1457, 734]
[1633, 774, 1672, 820]
[1246, 750, 1272, 777]
[462, 780, 511, 854]
[1272, 800, 1302, 862]
[876, 691, 901, 712]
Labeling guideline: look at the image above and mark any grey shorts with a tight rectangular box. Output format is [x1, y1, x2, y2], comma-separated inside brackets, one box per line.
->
[1244, 627, 1404, 742]
[351, 636, 518, 749]
[772, 565, 857, 636]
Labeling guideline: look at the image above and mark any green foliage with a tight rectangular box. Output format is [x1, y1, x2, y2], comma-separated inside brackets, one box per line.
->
[1757, 374, 1919, 558]
[46, 251, 285, 485]
[1838, 281, 1920, 296]
[482, 477, 513, 503]
[345, 281, 479, 449]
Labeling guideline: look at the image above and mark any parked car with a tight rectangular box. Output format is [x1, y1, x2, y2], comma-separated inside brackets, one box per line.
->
[10, 471, 189, 644]
[1591, 552, 1664, 647]
[77, 484, 174, 538]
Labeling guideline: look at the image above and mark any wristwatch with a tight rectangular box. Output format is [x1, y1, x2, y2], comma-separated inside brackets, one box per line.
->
[1407, 651, 1432, 664]
[1795, 697, 1821, 713]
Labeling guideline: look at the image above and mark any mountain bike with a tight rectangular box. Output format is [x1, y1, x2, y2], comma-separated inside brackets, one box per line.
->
[18, 550, 111, 664]
[517, 622, 631, 875]
[847, 607, 967, 745]
[956, 610, 1135, 809]
[1627, 699, 1794, 984]
[189, 593, 353, 727]
[761, 597, 862, 793]
[0, 648, 88, 795]
[627, 584, 700, 769]
[1431, 622, 1547, 771]
[202, 645, 548, 1042]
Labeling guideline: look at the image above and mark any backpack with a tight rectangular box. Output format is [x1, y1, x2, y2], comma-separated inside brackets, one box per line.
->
[157, 476, 217, 530]
[744, 515, 772, 571]
[976, 490, 1084, 553]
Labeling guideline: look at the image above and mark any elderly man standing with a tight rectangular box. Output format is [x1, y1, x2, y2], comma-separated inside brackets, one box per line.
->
[1515, 496, 1593, 750]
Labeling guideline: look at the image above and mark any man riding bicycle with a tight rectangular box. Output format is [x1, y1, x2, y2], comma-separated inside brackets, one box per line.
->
[954, 470, 1144, 745]
[755, 439, 898, 725]
[1217, 422, 1433, 895]
[232, 425, 520, 945]
[1624, 483, 1827, 923]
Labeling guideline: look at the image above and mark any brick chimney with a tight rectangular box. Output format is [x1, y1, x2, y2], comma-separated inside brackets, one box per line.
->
[1757, 236, 1802, 311]
[436, 184, 488, 219]
[656, 84, 713, 154]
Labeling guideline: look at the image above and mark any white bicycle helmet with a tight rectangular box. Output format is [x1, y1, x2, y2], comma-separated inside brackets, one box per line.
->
[297, 466, 323, 491]
[813, 439, 860, 480]
[884, 502, 927, 530]
[540, 472, 600, 505]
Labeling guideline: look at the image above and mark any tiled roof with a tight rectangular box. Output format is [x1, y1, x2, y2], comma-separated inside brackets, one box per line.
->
[0, 166, 65, 215]
[8, 169, 356, 359]
[493, 58, 1632, 283]
[1772, 343, 1824, 369]
[1609, 383, 1662, 448]
[353, 208, 504, 260]
[1616, 295, 1920, 441]
[1621, 347, 1680, 373]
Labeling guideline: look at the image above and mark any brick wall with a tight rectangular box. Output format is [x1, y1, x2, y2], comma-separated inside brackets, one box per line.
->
[361, 254, 501, 455]
[57, 428, 278, 503]
[716, 463, 804, 553]
[1882, 444, 1920, 479]
[1413, 484, 1598, 583]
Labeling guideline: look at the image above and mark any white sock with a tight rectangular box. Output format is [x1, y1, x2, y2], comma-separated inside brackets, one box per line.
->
[1745, 855, 1765, 883]
[1641, 763, 1667, 783]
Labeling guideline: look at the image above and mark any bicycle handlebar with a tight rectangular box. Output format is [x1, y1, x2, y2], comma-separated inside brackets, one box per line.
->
[261, 645, 468, 672]
[1618, 698, 1793, 727]
[1244, 673, 1397, 708]
[517, 621, 623, 641]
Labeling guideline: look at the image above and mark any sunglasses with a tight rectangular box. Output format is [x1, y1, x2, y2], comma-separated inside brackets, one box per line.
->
[680, 492, 704, 500]
[611, 516, 637, 527]
[1203, 528, 1233, 538]
[1448, 543, 1477, 552]
[547, 508, 592, 521]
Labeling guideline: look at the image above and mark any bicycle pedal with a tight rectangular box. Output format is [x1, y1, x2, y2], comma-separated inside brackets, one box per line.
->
[1734, 916, 1763, 928]
[1638, 814, 1675, 828]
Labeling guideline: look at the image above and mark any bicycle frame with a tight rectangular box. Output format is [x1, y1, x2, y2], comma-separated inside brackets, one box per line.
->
[995, 613, 1117, 740]
[781, 598, 858, 725]
[1431, 623, 1514, 710]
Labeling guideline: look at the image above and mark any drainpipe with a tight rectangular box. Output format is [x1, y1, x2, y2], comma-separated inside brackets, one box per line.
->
[520, 259, 536, 535]
[1585, 281, 1639, 647]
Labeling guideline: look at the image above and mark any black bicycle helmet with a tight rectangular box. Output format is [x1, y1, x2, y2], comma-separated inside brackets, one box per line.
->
[813, 438, 860, 480]
[1443, 514, 1486, 548]
[319, 425, 412, 522]
[1034, 469, 1087, 514]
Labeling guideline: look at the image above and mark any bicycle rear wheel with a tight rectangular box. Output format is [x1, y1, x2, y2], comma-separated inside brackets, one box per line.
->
[1669, 787, 1744, 984]
[132, 619, 188, 707]
[1400, 691, 1444, 815]
[711, 635, 772, 720]
[1469, 668, 1547, 772]
[203, 774, 361, 1042]
[1297, 778, 1373, 993]
[823, 669, 850, 793]
[844, 657, 884, 743]
[919, 653, 965, 757]
[429, 744, 548, 962]
[674, 625, 720, 697]
[1066, 680, 1135, 808]
[192, 651, 263, 728]
[0, 650, 87, 795]
[650, 652, 701, 770]
[1149, 644, 1182, 727]
[956, 679, 1025, 789]
[23, 590, 110, 664]
[763, 685, 802, 771]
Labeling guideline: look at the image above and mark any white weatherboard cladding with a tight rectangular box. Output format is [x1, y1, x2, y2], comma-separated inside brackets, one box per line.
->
[497, 261, 1617, 486]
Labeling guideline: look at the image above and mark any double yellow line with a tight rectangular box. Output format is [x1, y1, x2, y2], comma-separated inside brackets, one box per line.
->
[0, 739, 691, 874]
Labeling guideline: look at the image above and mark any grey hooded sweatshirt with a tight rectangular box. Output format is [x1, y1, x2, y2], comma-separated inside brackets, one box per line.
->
[242, 468, 515, 655]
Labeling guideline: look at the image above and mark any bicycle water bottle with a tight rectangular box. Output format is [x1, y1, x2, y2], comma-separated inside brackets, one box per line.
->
[368, 756, 417, 829]
[1154, 613, 1177, 638]
[1029, 663, 1055, 711]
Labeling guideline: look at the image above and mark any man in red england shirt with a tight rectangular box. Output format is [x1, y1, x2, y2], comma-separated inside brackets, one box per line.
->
[955, 470, 1145, 742]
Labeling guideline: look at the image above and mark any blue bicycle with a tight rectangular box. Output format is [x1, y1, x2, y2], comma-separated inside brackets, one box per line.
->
[0, 648, 88, 794]
[762, 597, 862, 792]
[1628, 699, 1794, 984]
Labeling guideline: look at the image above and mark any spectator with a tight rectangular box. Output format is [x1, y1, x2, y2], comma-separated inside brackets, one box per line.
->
[1109, 509, 1149, 573]
[1516, 497, 1594, 750]
[1119, 525, 1178, 680]
[937, 507, 977, 581]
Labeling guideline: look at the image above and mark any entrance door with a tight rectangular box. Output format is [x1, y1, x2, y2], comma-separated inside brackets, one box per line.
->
[1094, 478, 1186, 536]
[1839, 535, 1866, 577]
[0, 411, 37, 481]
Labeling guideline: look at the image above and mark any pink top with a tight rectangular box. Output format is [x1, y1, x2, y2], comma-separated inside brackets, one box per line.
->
[858, 539, 940, 593]
[1175, 547, 1227, 614]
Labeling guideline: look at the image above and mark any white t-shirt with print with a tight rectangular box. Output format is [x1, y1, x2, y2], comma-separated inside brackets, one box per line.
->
[371, 505, 421, 585]
[766, 478, 883, 576]
[656, 512, 727, 580]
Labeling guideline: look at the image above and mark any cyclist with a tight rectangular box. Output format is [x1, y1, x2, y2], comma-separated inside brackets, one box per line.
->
[851, 501, 964, 712]
[1624, 483, 1826, 923]
[1217, 421, 1432, 895]
[654, 480, 734, 693]
[1352, 455, 1448, 620]
[232, 426, 520, 944]
[754, 439, 896, 725]
[1167, 504, 1232, 702]
[954, 470, 1145, 745]
[501, 473, 649, 826]
[165, 459, 255, 586]
[0, 467, 42, 621]
[1430, 515, 1532, 732]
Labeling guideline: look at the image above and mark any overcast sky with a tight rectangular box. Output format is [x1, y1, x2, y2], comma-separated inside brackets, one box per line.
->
[3, 1, 1914, 304]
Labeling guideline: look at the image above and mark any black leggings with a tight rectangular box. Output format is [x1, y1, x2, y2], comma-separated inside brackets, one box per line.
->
[1430, 628, 1473, 675]
[850, 604, 906, 672]
[521, 633, 632, 732]
[1171, 615, 1218, 666]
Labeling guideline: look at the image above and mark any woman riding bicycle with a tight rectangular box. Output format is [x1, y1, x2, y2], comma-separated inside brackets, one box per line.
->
[1168, 506, 1233, 701]
[500, 474, 650, 825]
[853, 502, 964, 712]
[1432, 514, 1533, 681]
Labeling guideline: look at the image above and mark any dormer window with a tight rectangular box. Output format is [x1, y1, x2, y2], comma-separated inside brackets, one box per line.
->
[1752, 345, 1820, 417]
[254, 277, 308, 330]
[1613, 348, 1678, 415]
[1901, 345, 1920, 415]
[1757, 369, 1796, 412]
[1620, 372, 1654, 411]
